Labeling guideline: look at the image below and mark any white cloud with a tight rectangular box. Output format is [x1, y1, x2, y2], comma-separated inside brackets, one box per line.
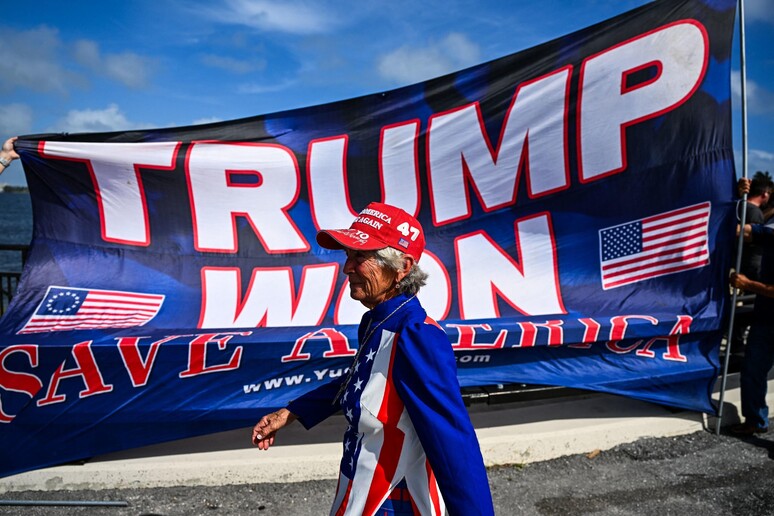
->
[0, 104, 34, 136]
[53, 104, 142, 134]
[0, 30, 153, 94]
[73, 39, 100, 67]
[103, 53, 153, 89]
[377, 33, 481, 85]
[750, 148, 774, 173]
[0, 26, 75, 93]
[73, 39, 153, 89]
[201, 53, 266, 74]
[0, 103, 33, 185]
[745, 0, 774, 25]
[208, 0, 342, 34]
[238, 79, 297, 94]
[731, 71, 774, 116]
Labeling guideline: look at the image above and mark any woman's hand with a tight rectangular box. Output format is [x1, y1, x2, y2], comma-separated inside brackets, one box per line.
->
[251, 408, 297, 450]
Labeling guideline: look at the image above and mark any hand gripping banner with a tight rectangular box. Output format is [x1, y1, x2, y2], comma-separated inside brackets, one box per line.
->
[0, 0, 737, 478]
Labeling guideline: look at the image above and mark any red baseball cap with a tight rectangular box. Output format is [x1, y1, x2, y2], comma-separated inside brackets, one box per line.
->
[316, 202, 426, 261]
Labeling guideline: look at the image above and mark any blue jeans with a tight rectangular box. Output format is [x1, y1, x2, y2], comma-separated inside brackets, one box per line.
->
[740, 324, 774, 429]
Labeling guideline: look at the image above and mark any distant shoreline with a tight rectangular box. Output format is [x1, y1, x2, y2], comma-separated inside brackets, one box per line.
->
[0, 186, 30, 194]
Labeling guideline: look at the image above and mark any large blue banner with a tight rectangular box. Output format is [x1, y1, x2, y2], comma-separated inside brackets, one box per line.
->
[0, 0, 736, 478]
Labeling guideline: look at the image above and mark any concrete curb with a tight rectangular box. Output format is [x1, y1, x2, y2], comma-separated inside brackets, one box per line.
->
[1, 376, 767, 493]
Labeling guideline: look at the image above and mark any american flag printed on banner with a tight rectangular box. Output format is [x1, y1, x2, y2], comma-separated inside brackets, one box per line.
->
[18, 286, 165, 334]
[599, 202, 711, 290]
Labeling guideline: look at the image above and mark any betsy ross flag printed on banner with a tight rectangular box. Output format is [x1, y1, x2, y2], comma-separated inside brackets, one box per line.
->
[18, 286, 165, 334]
[599, 202, 711, 290]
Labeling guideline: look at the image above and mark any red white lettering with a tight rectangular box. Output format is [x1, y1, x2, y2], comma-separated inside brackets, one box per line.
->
[637, 315, 691, 361]
[187, 142, 308, 253]
[0, 345, 43, 423]
[456, 213, 565, 319]
[307, 136, 359, 230]
[448, 324, 507, 350]
[606, 315, 658, 353]
[379, 120, 421, 215]
[608, 314, 658, 341]
[117, 335, 185, 387]
[308, 123, 422, 233]
[663, 315, 691, 361]
[415, 250, 452, 321]
[39, 141, 180, 246]
[427, 67, 572, 225]
[607, 339, 644, 353]
[179, 333, 247, 378]
[578, 21, 708, 181]
[37, 341, 113, 407]
[516, 320, 564, 347]
[199, 264, 338, 328]
[569, 318, 601, 348]
[282, 328, 356, 362]
[33, 22, 711, 257]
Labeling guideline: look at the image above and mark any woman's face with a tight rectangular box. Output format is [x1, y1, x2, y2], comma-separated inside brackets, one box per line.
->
[343, 249, 398, 309]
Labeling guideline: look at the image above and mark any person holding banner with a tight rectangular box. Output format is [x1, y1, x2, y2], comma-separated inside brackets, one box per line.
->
[0, 137, 19, 173]
[252, 202, 495, 515]
[731, 178, 774, 436]
[737, 172, 772, 280]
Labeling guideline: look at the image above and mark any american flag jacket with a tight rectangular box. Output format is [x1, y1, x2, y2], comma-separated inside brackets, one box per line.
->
[288, 293, 495, 516]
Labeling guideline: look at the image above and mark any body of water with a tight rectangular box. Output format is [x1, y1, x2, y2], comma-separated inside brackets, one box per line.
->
[0, 192, 33, 272]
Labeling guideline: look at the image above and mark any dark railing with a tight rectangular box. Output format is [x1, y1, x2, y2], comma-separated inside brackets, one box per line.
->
[0, 271, 21, 316]
[0, 244, 28, 316]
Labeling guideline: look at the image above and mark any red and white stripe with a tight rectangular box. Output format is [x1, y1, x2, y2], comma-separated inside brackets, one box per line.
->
[601, 202, 710, 289]
[19, 288, 164, 334]
[330, 329, 444, 516]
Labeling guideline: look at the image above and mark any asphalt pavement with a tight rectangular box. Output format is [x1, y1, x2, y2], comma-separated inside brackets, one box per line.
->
[1, 430, 773, 515]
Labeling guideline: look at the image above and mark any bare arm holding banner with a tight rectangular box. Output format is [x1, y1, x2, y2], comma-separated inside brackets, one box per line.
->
[0, 137, 19, 174]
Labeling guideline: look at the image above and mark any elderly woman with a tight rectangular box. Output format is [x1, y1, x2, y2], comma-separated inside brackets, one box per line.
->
[252, 202, 494, 515]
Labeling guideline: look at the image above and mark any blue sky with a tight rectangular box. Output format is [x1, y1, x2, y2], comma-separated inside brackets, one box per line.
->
[1, 0, 772, 186]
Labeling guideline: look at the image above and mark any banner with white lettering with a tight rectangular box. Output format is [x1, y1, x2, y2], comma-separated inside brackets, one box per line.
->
[0, 0, 737, 477]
